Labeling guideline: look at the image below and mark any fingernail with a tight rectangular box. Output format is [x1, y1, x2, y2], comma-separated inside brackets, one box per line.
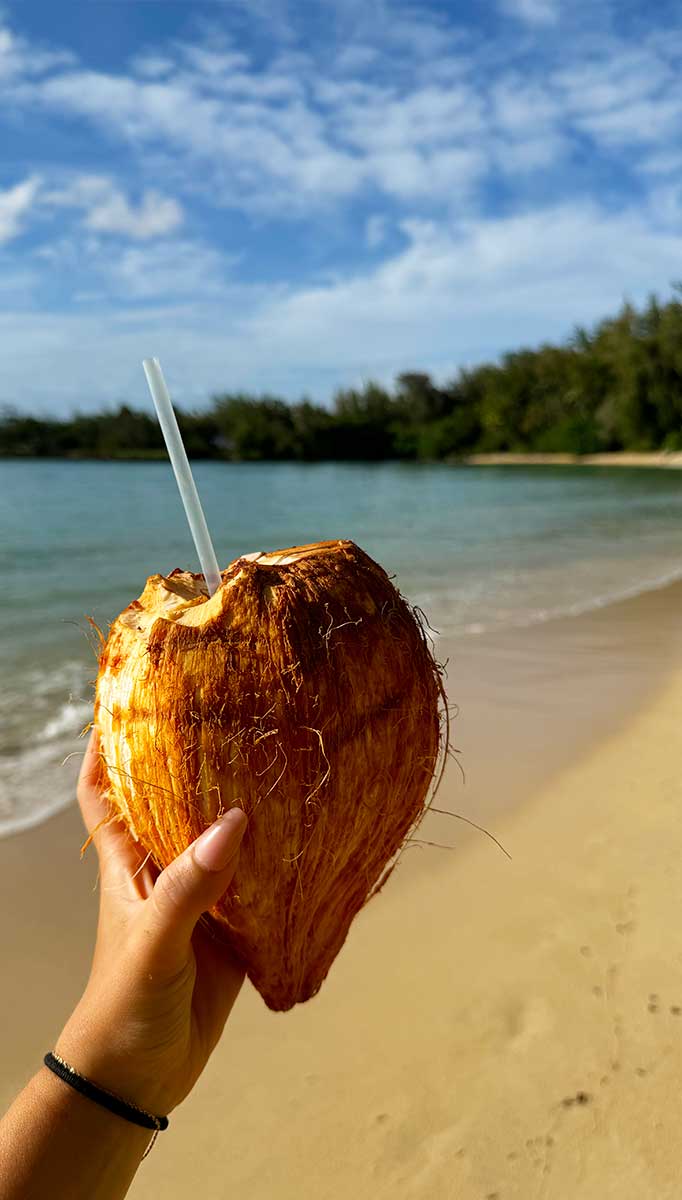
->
[193, 810, 247, 872]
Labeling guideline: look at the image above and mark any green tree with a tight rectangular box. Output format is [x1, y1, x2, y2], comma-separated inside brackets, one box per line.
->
[332, 382, 397, 459]
[4, 288, 682, 461]
[212, 395, 297, 460]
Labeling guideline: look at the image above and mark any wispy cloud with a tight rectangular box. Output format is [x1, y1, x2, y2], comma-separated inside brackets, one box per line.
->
[552, 43, 681, 150]
[0, 12, 519, 216]
[84, 187, 182, 240]
[499, 0, 560, 24]
[2, 201, 681, 413]
[108, 239, 235, 300]
[0, 17, 73, 81]
[4, 5, 662, 228]
[46, 176, 183, 239]
[0, 176, 40, 244]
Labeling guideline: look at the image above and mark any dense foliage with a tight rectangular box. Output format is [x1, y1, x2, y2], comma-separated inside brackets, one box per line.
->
[3, 293, 682, 461]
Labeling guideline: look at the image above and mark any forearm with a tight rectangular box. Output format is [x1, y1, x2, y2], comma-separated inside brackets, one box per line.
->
[0, 1068, 150, 1200]
[0, 737, 248, 1199]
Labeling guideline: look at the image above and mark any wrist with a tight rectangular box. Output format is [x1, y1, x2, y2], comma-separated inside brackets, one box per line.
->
[38, 1065, 152, 1151]
[55, 1010, 172, 1119]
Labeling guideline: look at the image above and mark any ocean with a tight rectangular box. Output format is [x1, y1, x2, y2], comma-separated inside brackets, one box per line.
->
[2, 458, 682, 837]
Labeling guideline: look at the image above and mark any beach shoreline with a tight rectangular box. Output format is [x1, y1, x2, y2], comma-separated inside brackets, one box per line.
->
[2, 578, 682, 1196]
[458, 451, 682, 468]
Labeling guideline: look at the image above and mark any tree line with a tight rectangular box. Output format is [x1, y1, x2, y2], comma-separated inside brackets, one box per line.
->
[3, 292, 682, 461]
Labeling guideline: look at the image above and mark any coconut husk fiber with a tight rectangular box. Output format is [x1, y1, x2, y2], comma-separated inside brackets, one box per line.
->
[95, 540, 445, 1011]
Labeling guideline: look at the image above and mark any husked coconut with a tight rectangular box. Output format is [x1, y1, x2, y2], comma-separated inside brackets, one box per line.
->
[95, 540, 445, 1010]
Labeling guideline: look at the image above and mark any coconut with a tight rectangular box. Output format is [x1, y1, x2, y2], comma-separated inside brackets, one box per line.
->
[95, 539, 444, 1011]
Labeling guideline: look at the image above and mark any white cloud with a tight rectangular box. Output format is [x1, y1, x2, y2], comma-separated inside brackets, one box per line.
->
[499, 0, 560, 24]
[552, 44, 681, 150]
[30, 69, 364, 210]
[0, 176, 40, 244]
[180, 45, 250, 77]
[181, 204, 682, 395]
[339, 82, 485, 152]
[1, 3, 679, 232]
[0, 19, 73, 81]
[7, 7, 676, 223]
[334, 44, 378, 74]
[641, 150, 682, 176]
[2, 201, 681, 413]
[491, 77, 560, 135]
[130, 53, 174, 80]
[24, 227, 236, 303]
[0, 19, 487, 213]
[45, 175, 183, 239]
[85, 188, 182, 239]
[46, 174, 109, 207]
[553, 47, 672, 114]
[575, 97, 682, 147]
[107, 239, 236, 299]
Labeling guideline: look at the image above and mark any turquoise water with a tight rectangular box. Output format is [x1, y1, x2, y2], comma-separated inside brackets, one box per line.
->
[3, 458, 682, 835]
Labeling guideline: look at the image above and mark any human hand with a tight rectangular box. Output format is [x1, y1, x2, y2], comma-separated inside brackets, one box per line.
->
[56, 728, 248, 1118]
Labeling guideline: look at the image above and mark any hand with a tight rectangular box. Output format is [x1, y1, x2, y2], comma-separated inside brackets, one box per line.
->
[56, 728, 248, 1118]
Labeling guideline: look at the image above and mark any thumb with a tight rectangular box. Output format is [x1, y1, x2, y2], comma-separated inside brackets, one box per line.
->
[146, 809, 247, 966]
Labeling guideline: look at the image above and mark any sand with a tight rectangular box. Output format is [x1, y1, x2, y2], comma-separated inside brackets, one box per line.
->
[462, 451, 682, 468]
[2, 582, 682, 1198]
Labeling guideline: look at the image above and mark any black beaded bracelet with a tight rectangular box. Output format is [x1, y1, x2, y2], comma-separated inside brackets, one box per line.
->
[43, 1052, 168, 1156]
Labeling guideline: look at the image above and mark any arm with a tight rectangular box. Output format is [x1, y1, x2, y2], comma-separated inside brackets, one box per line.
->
[0, 730, 248, 1200]
[0, 1068, 150, 1200]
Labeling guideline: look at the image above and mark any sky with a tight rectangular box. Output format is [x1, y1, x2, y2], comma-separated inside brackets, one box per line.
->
[2, 0, 682, 414]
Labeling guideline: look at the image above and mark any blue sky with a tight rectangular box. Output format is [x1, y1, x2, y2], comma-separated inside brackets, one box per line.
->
[2, 0, 682, 414]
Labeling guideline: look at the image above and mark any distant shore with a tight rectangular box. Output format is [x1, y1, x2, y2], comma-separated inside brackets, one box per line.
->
[4, 450, 682, 468]
[460, 451, 682, 468]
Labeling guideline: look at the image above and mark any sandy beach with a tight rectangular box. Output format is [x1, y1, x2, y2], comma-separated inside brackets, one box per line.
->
[462, 452, 682, 469]
[2, 581, 682, 1198]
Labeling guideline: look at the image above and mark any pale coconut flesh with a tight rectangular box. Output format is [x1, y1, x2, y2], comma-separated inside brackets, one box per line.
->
[96, 540, 444, 1011]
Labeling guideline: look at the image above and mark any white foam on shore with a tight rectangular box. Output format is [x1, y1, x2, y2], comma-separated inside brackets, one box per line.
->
[417, 563, 682, 639]
[0, 740, 82, 838]
[20, 659, 91, 699]
[0, 665, 92, 839]
[42, 699, 92, 741]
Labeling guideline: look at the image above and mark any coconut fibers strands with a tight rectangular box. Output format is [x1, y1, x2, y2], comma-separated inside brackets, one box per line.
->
[95, 540, 445, 1011]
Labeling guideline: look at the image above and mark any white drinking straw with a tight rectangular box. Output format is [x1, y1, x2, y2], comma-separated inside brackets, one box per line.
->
[142, 357, 222, 597]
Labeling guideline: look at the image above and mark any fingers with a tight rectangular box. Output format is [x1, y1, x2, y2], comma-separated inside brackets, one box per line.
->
[77, 727, 154, 891]
[144, 809, 248, 972]
[77, 726, 107, 833]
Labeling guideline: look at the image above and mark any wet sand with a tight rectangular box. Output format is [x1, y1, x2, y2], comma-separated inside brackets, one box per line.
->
[2, 581, 682, 1197]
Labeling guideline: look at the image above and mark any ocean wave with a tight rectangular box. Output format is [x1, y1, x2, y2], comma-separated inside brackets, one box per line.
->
[0, 670, 92, 839]
[455, 563, 682, 637]
[20, 659, 94, 701]
[0, 740, 82, 838]
[42, 699, 92, 741]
